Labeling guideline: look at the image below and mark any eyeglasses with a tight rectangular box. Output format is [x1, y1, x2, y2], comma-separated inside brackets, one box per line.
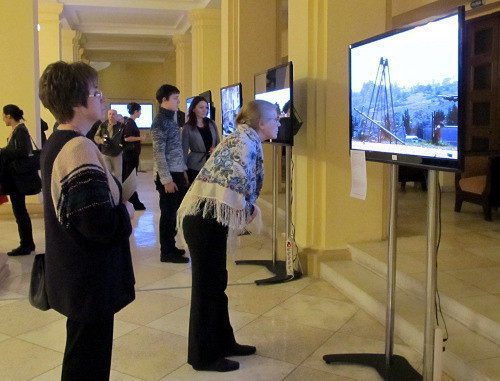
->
[88, 90, 104, 98]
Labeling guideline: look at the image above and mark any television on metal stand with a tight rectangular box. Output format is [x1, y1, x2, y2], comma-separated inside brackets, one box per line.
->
[323, 7, 465, 380]
[235, 61, 302, 285]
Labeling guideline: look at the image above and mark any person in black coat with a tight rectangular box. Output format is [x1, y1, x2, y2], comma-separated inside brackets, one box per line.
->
[0, 104, 36, 256]
[39, 61, 135, 381]
[123, 102, 146, 210]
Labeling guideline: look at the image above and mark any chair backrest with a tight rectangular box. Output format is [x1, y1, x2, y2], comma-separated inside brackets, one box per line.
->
[462, 155, 490, 178]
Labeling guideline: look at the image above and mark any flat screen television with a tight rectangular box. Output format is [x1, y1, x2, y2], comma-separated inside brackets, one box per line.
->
[109, 103, 154, 129]
[199, 90, 216, 121]
[349, 7, 465, 171]
[254, 61, 294, 146]
[186, 97, 194, 116]
[220, 83, 243, 136]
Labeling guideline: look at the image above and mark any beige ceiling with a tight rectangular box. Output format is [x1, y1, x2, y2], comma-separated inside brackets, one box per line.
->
[51, 0, 221, 64]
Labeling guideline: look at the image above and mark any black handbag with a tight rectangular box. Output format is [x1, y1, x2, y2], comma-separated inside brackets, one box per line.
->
[10, 136, 41, 174]
[29, 254, 50, 311]
[9, 136, 42, 195]
[13, 170, 42, 195]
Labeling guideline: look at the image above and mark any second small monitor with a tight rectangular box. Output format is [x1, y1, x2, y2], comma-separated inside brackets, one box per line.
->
[254, 61, 294, 146]
[220, 83, 243, 136]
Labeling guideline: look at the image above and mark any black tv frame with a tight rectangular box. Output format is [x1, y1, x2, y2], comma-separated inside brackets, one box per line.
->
[349, 7, 465, 172]
[185, 96, 194, 115]
[220, 82, 243, 137]
[199, 90, 216, 121]
[254, 61, 294, 146]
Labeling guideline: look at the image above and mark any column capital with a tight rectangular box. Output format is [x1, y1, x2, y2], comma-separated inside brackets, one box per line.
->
[172, 34, 192, 49]
[38, 2, 63, 22]
[189, 8, 221, 28]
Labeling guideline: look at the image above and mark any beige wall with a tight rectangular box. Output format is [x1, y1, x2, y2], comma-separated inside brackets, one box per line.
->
[392, 0, 500, 27]
[0, 0, 40, 147]
[98, 62, 171, 107]
[220, 0, 279, 195]
[38, 2, 63, 131]
[392, 0, 435, 17]
[0, 0, 41, 210]
[288, 0, 387, 250]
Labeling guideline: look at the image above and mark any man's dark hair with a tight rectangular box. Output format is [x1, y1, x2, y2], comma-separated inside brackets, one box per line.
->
[127, 102, 141, 115]
[39, 61, 98, 123]
[155, 84, 180, 104]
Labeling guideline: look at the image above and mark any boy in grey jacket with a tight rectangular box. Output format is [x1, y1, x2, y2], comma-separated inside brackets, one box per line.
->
[151, 84, 189, 263]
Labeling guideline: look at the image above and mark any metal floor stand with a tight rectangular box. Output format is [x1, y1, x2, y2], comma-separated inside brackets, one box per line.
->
[236, 145, 301, 285]
[323, 164, 422, 380]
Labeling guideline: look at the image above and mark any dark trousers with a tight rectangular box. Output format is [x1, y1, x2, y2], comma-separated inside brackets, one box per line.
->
[186, 168, 199, 185]
[183, 214, 236, 367]
[61, 317, 114, 381]
[155, 172, 186, 255]
[128, 191, 142, 206]
[122, 151, 139, 183]
[9, 191, 34, 247]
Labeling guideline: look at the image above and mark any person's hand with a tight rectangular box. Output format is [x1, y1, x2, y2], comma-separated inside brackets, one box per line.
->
[164, 181, 178, 193]
[209, 146, 216, 154]
[124, 201, 135, 219]
[139, 136, 146, 142]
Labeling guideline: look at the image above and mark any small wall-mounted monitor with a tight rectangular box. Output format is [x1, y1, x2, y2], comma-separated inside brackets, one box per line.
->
[220, 83, 243, 136]
[109, 103, 154, 128]
[186, 97, 194, 115]
[199, 90, 216, 121]
[254, 61, 294, 146]
[349, 7, 465, 171]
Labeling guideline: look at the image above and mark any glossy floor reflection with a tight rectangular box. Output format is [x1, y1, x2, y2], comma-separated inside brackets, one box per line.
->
[0, 173, 457, 381]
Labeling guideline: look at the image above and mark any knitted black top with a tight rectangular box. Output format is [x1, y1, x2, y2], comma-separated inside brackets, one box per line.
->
[40, 130, 135, 323]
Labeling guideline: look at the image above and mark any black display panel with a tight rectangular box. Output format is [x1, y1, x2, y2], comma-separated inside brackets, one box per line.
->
[220, 83, 243, 136]
[109, 103, 154, 128]
[349, 7, 465, 171]
[254, 61, 294, 146]
[199, 90, 215, 121]
[185, 97, 194, 116]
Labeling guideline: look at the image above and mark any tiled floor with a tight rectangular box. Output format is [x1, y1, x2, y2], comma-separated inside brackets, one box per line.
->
[2, 175, 495, 380]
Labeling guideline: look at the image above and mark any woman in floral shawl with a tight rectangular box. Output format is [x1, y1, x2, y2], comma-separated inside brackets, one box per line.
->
[177, 100, 280, 372]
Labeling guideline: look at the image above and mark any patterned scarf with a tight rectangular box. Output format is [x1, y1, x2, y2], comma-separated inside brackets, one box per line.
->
[177, 124, 264, 232]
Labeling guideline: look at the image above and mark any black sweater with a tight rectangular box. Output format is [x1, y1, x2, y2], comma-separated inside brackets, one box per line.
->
[41, 130, 135, 322]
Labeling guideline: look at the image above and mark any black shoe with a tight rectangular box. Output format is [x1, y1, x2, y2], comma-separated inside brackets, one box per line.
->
[7, 244, 35, 256]
[192, 358, 239, 372]
[134, 203, 146, 211]
[225, 343, 256, 357]
[172, 247, 186, 256]
[160, 254, 189, 263]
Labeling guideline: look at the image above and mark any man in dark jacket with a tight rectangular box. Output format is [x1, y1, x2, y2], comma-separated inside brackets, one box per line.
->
[94, 109, 124, 180]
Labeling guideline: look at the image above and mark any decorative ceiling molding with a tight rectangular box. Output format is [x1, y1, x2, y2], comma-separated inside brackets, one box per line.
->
[48, 0, 218, 63]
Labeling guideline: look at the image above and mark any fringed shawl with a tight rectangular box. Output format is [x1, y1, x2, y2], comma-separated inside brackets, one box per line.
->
[177, 124, 263, 233]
